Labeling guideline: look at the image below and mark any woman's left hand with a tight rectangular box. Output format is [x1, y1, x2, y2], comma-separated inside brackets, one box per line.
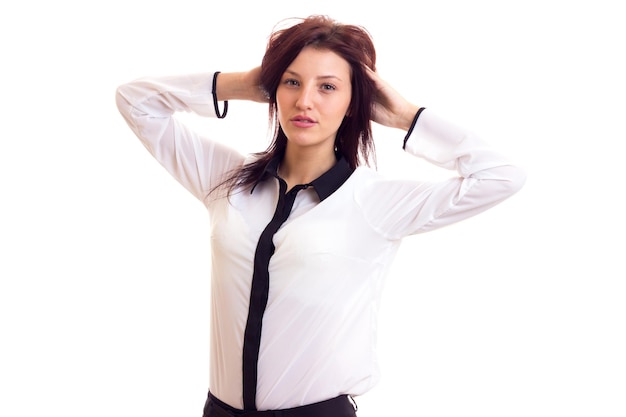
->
[367, 67, 421, 131]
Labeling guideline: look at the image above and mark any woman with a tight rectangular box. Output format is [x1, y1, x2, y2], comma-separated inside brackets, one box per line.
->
[116, 15, 525, 417]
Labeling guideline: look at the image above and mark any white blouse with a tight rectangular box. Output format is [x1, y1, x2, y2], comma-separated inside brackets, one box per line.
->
[116, 72, 525, 410]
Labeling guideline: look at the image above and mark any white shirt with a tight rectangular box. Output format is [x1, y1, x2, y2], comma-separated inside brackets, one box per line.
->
[116, 72, 526, 410]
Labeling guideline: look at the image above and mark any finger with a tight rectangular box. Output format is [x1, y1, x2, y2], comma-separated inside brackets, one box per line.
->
[364, 65, 379, 81]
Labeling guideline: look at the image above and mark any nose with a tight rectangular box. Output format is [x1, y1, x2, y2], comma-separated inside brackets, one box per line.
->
[295, 85, 314, 110]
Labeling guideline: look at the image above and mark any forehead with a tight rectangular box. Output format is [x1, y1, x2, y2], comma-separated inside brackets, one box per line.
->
[286, 46, 351, 78]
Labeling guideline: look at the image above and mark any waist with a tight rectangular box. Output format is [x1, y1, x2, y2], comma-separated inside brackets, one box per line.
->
[203, 392, 357, 417]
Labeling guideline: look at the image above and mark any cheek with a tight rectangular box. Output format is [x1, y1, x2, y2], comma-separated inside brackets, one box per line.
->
[275, 99, 285, 122]
[275, 91, 290, 118]
[335, 92, 352, 118]
[332, 98, 352, 121]
[276, 106, 288, 127]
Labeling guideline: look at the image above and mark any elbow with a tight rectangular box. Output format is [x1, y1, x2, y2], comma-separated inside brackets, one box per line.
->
[493, 164, 527, 199]
[115, 84, 130, 115]
[507, 164, 527, 194]
[115, 83, 140, 128]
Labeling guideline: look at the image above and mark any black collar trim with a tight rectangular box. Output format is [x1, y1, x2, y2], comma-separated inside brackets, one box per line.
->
[252, 154, 354, 201]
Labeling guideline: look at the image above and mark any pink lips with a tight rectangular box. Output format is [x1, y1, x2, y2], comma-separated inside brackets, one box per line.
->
[291, 115, 316, 128]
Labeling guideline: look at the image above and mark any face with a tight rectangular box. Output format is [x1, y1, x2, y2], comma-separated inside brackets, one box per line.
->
[276, 47, 352, 153]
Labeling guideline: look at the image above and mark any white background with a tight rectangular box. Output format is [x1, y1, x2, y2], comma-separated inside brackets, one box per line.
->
[1, 0, 625, 416]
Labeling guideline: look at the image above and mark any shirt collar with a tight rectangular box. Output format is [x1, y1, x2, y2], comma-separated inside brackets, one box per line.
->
[253, 153, 354, 202]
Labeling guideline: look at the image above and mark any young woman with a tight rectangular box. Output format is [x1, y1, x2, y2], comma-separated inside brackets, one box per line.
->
[116, 15, 525, 417]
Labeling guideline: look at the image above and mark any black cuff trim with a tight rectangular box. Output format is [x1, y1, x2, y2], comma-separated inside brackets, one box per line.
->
[402, 107, 426, 150]
[212, 72, 228, 119]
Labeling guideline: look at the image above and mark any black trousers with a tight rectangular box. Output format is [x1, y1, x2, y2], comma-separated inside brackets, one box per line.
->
[203, 392, 358, 417]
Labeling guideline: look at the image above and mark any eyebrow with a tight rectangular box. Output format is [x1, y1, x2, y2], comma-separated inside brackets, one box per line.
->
[284, 69, 343, 82]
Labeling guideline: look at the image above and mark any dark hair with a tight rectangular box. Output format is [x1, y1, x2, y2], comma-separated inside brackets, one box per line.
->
[219, 15, 377, 196]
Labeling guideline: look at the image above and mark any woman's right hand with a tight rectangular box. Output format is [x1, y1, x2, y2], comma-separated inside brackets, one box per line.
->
[215, 67, 269, 103]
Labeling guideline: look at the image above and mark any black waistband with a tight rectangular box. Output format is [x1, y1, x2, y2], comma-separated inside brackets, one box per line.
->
[203, 392, 357, 417]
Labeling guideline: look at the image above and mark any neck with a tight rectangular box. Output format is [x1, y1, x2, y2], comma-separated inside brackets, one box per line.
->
[279, 145, 337, 189]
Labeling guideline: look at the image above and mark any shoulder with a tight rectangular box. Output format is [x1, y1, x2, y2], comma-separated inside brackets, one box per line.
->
[351, 165, 386, 186]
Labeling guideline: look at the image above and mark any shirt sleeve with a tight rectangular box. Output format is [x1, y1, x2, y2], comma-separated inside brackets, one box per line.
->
[115, 72, 245, 202]
[357, 109, 527, 240]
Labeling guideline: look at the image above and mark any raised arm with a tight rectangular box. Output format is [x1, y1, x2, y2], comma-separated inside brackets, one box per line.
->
[358, 70, 526, 239]
[115, 70, 267, 202]
[214, 67, 268, 103]
[367, 67, 421, 132]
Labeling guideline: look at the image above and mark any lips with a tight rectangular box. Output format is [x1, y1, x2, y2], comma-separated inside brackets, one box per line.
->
[291, 115, 316, 128]
[291, 115, 316, 123]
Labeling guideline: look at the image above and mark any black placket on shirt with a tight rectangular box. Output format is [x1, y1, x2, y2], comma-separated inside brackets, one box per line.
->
[241, 155, 354, 411]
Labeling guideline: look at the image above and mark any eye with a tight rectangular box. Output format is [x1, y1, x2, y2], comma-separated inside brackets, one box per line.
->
[321, 83, 336, 91]
[283, 78, 300, 87]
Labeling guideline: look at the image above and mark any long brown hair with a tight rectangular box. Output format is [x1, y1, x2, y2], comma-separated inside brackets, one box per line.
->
[220, 15, 377, 196]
